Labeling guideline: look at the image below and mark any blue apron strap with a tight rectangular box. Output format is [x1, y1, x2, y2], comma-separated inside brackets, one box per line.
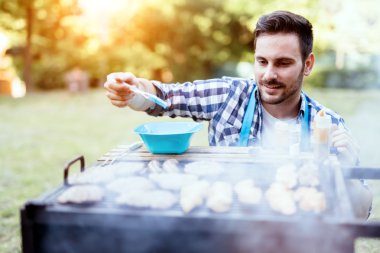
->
[239, 90, 310, 148]
[300, 93, 310, 150]
[238, 87, 257, 146]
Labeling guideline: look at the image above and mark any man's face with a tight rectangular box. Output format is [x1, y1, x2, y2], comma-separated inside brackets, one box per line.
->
[254, 33, 312, 106]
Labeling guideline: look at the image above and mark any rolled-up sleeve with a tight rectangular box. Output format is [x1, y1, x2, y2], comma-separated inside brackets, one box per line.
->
[146, 78, 231, 121]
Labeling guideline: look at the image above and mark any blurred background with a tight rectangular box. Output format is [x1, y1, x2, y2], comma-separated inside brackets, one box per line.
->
[1, 0, 379, 94]
[1, 0, 380, 252]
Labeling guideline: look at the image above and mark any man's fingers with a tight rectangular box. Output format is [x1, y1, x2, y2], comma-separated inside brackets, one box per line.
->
[110, 99, 129, 108]
[107, 72, 138, 85]
[104, 73, 140, 109]
[332, 139, 351, 149]
[331, 133, 350, 145]
[329, 125, 360, 164]
[333, 136, 359, 158]
[332, 134, 356, 151]
[105, 90, 132, 108]
[336, 146, 350, 156]
[331, 129, 354, 146]
[330, 124, 339, 133]
[104, 80, 133, 95]
[331, 128, 347, 138]
[105, 91, 132, 101]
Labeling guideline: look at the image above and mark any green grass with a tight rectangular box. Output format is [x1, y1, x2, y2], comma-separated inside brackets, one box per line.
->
[1, 88, 379, 253]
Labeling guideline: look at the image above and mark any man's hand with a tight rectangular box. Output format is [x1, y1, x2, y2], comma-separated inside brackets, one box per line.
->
[104, 72, 156, 111]
[330, 124, 360, 166]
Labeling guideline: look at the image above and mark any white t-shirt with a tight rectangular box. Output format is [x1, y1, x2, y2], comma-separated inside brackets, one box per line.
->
[261, 106, 299, 150]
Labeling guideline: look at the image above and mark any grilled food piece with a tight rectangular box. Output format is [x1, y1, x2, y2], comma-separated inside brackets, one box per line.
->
[162, 159, 180, 173]
[149, 173, 198, 191]
[58, 185, 104, 204]
[69, 167, 114, 185]
[147, 159, 163, 173]
[234, 179, 262, 205]
[106, 162, 146, 176]
[297, 162, 320, 187]
[206, 181, 233, 213]
[115, 190, 151, 208]
[116, 189, 177, 209]
[265, 182, 296, 215]
[294, 187, 326, 213]
[147, 190, 177, 209]
[106, 176, 155, 194]
[275, 163, 298, 189]
[180, 180, 210, 213]
[184, 161, 224, 176]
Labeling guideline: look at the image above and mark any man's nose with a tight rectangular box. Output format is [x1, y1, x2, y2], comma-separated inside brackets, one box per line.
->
[263, 66, 277, 81]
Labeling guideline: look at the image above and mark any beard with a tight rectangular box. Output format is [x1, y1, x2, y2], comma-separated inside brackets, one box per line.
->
[258, 70, 304, 105]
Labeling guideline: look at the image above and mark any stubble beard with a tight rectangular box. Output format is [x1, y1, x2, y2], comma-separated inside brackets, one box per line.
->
[258, 70, 304, 105]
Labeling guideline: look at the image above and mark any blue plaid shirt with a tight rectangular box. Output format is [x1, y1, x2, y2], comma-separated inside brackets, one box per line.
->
[147, 77, 346, 146]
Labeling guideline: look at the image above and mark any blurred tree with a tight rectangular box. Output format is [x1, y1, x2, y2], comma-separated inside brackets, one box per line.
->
[1, 0, 85, 90]
[319, 0, 380, 67]
[1, 0, 377, 90]
[0, 0, 32, 90]
[102, 0, 254, 82]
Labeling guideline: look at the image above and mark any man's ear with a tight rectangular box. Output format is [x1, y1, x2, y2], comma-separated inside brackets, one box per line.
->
[304, 53, 315, 76]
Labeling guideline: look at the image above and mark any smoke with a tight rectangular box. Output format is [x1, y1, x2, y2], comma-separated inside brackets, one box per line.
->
[34, 212, 356, 253]
[23, 148, 363, 253]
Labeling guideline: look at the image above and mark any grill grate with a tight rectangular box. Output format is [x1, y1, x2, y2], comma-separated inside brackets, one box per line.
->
[21, 146, 380, 253]
[55, 149, 342, 220]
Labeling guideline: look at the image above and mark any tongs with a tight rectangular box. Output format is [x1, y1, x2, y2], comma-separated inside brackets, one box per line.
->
[101, 141, 143, 166]
[124, 82, 168, 109]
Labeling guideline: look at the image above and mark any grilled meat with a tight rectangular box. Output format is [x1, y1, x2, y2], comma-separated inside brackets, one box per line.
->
[107, 162, 146, 176]
[266, 182, 297, 215]
[184, 161, 224, 176]
[116, 189, 177, 209]
[162, 159, 180, 173]
[206, 181, 233, 213]
[275, 163, 298, 189]
[294, 187, 326, 213]
[180, 180, 210, 213]
[298, 162, 320, 187]
[147, 159, 163, 173]
[106, 176, 155, 194]
[58, 185, 104, 204]
[149, 173, 198, 191]
[234, 179, 262, 205]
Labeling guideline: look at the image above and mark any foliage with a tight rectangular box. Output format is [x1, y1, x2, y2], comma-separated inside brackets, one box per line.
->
[1, 0, 379, 90]
[1, 0, 319, 89]
[306, 67, 379, 89]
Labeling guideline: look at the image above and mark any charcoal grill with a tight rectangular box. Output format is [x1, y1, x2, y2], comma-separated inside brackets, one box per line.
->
[21, 145, 380, 253]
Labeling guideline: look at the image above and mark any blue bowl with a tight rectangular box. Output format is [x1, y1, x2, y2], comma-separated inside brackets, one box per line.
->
[134, 122, 202, 154]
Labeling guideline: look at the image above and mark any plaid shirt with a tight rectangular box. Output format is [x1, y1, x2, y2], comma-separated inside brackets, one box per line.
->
[147, 77, 346, 146]
[147, 78, 370, 215]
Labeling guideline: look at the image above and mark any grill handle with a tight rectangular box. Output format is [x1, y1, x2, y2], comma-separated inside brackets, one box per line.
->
[343, 167, 380, 180]
[63, 155, 85, 185]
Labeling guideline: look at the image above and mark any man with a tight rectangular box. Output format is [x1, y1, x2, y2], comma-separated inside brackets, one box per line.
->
[104, 10, 372, 218]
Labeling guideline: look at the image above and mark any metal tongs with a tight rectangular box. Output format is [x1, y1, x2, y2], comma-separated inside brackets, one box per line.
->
[124, 82, 168, 109]
[101, 141, 143, 166]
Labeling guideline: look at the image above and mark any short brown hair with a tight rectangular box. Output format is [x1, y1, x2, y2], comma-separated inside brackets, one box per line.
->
[253, 10, 313, 62]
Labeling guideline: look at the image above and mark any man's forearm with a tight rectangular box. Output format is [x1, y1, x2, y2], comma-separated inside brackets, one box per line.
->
[346, 179, 373, 219]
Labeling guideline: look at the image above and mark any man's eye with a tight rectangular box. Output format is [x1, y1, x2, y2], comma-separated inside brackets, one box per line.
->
[278, 61, 291, 66]
[257, 60, 267, 65]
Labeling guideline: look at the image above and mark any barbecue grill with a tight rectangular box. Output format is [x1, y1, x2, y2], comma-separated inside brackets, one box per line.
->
[21, 145, 380, 253]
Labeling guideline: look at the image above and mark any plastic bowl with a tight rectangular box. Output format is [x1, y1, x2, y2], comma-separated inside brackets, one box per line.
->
[134, 122, 202, 154]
